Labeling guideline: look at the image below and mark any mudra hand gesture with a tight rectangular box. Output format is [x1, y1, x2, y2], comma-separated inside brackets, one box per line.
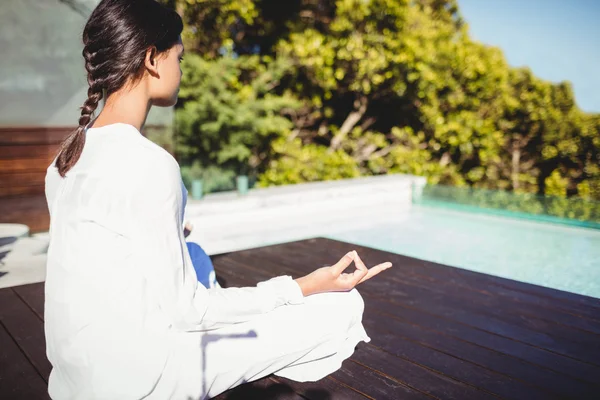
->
[295, 250, 392, 296]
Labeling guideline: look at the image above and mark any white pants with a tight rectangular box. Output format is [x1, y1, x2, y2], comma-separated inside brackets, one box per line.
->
[153, 288, 370, 399]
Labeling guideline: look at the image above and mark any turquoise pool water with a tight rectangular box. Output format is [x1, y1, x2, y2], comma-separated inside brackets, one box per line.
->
[328, 204, 600, 299]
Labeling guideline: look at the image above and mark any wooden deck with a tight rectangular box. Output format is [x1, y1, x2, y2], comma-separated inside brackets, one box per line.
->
[1, 237, 599, 399]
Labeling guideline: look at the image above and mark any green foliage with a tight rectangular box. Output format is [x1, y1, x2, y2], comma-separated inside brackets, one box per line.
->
[164, 0, 600, 203]
[161, 0, 258, 58]
[544, 170, 569, 198]
[180, 161, 236, 194]
[257, 137, 361, 186]
[175, 53, 302, 175]
[180, 160, 206, 182]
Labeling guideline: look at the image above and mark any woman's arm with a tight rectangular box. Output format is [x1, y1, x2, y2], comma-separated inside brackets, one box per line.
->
[198, 276, 304, 329]
[129, 150, 304, 332]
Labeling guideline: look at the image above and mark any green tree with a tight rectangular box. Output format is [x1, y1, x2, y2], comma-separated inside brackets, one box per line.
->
[163, 0, 600, 203]
[175, 52, 301, 177]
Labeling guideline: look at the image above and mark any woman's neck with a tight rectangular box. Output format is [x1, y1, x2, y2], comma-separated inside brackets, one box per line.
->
[91, 84, 152, 134]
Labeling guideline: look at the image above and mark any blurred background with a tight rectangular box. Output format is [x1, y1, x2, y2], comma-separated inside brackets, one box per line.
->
[1, 0, 599, 233]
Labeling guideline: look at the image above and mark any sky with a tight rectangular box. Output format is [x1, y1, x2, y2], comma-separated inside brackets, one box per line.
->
[457, 0, 600, 113]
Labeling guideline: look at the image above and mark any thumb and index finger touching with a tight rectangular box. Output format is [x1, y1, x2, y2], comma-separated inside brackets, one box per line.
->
[332, 251, 360, 273]
[331, 250, 393, 286]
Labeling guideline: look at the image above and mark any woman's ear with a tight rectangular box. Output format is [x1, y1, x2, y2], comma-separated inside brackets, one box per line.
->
[144, 46, 159, 76]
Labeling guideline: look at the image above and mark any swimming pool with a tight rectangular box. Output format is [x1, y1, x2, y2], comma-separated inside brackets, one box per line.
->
[328, 204, 600, 299]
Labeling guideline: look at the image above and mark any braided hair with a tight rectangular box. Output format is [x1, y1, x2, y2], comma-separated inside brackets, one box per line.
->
[55, 0, 183, 177]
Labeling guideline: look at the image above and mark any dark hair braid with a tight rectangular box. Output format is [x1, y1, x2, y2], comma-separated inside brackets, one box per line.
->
[55, 0, 183, 177]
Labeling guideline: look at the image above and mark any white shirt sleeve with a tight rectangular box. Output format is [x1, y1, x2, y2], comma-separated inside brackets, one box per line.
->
[129, 150, 304, 332]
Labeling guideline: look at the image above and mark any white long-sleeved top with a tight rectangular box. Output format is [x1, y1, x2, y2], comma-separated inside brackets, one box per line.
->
[44, 123, 309, 399]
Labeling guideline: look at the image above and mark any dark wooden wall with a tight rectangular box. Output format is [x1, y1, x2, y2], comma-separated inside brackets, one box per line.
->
[0, 125, 173, 233]
[0, 127, 72, 233]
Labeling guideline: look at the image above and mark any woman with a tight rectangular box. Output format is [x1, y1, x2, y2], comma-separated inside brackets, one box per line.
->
[44, 0, 392, 398]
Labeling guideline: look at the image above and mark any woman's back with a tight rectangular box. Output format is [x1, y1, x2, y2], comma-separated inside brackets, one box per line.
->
[44, 123, 186, 398]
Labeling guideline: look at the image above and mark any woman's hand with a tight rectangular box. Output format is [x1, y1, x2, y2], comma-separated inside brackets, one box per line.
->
[294, 250, 392, 297]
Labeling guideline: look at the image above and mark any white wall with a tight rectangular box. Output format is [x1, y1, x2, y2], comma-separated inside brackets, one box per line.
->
[0, 0, 173, 128]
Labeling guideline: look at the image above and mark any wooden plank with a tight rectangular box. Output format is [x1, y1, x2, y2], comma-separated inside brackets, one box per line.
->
[0, 156, 55, 173]
[213, 376, 308, 400]
[0, 322, 49, 399]
[0, 172, 46, 186]
[352, 344, 500, 400]
[350, 274, 600, 364]
[0, 195, 50, 233]
[0, 144, 60, 159]
[0, 288, 51, 381]
[361, 308, 599, 398]
[387, 267, 600, 335]
[359, 337, 544, 400]
[0, 195, 48, 214]
[271, 376, 370, 399]
[365, 297, 600, 386]
[330, 360, 431, 400]
[0, 185, 45, 197]
[383, 274, 600, 347]
[12, 283, 45, 321]
[0, 128, 70, 145]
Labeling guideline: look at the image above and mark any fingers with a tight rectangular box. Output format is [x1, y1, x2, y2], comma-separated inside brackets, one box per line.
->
[331, 250, 392, 290]
[331, 251, 356, 275]
[338, 251, 370, 289]
[350, 251, 368, 284]
[352, 251, 368, 273]
[358, 262, 392, 284]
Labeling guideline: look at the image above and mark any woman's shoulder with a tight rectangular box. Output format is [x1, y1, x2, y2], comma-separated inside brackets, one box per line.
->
[133, 140, 180, 178]
[113, 126, 182, 193]
[102, 123, 180, 175]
